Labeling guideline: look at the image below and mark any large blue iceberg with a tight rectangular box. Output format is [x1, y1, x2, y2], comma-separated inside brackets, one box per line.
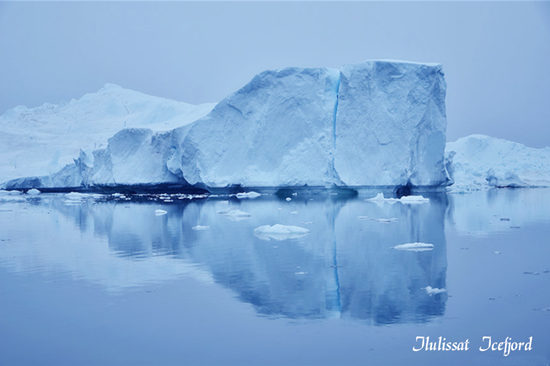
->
[2, 60, 450, 192]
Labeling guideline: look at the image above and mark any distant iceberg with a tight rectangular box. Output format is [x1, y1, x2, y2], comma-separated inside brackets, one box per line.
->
[446, 134, 550, 192]
[1, 60, 450, 192]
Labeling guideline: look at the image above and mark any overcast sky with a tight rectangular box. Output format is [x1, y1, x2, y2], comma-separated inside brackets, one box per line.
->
[1, 1, 549, 147]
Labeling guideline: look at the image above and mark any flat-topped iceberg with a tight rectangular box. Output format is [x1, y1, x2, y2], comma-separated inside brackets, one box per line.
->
[1, 60, 450, 192]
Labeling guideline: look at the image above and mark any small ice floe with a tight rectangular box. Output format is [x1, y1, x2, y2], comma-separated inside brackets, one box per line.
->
[65, 192, 93, 200]
[357, 216, 369, 220]
[292, 193, 298, 196]
[301, 221, 313, 225]
[295, 272, 308, 275]
[236, 191, 261, 199]
[493, 251, 501, 255]
[155, 209, 168, 216]
[392, 242, 434, 252]
[192, 225, 210, 231]
[217, 207, 251, 221]
[423, 286, 447, 296]
[285, 197, 292, 201]
[400, 195, 430, 204]
[290, 211, 298, 214]
[365, 193, 429, 205]
[26, 189, 41, 196]
[254, 224, 310, 241]
[0, 190, 26, 202]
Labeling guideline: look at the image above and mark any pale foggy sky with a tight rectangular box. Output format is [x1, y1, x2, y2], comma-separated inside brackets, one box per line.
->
[1, 1, 549, 148]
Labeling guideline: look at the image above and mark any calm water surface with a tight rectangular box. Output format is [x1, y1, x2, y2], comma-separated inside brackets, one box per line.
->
[0, 189, 549, 366]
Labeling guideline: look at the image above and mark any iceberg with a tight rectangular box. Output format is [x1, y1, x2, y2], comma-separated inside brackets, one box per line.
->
[1, 60, 450, 192]
[446, 134, 550, 191]
[0, 84, 215, 186]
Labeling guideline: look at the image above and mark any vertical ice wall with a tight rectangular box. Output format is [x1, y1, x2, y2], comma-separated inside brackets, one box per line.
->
[334, 60, 448, 187]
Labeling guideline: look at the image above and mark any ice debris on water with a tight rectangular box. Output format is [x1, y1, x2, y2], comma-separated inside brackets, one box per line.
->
[423, 286, 447, 296]
[286, 197, 292, 201]
[254, 224, 310, 241]
[392, 243, 434, 252]
[192, 225, 210, 231]
[26, 189, 41, 195]
[235, 191, 261, 199]
[365, 193, 429, 205]
[0, 190, 26, 202]
[154, 209, 167, 216]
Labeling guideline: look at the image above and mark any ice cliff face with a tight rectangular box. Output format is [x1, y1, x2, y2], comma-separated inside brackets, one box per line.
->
[445, 134, 550, 192]
[2, 60, 450, 191]
[335, 61, 448, 186]
[0, 84, 216, 183]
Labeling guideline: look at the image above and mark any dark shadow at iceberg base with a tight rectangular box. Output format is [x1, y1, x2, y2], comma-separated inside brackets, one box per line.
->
[26, 192, 448, 324]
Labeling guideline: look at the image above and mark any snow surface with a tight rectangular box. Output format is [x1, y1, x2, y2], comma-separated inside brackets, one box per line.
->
[0, 84, 215, 184]
[446, 134, 550, 191]
[1, 60, 451, 191]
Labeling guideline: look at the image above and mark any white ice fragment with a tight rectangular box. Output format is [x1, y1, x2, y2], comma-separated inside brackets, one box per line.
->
[493, 251, 501, 255]
[286, 197, 292, 201]
[0, 190, 26, 202]
[192, 225, 210, 231]
[236, 191, 261, 199]
[392, 242, 434, 252]
[254, 224, 310, 241]
[65, 192, 92, 200]
[400, 195, 430, 204]
[290, 211, 298, 214]
[27, 189, 41, 195]
[365, 193, 429, 205]
[155, 209, 167, 216]
[357, 216, 370, 220]
[423, 286, 447, 296]
[301, 221, 313, 225]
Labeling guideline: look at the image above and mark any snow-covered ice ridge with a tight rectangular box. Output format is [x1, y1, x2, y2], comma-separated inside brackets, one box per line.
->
[2, 60, 450, 192]
[446, 134, 550, 192]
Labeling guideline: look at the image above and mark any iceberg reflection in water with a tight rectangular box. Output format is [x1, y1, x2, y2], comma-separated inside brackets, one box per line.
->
[0, 190, 448, 324]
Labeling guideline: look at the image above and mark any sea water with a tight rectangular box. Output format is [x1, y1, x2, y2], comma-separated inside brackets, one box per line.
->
[0, 189, 548, 366]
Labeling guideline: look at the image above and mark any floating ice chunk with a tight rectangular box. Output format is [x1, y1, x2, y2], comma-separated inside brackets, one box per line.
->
[290, 211, 298, 214]
[236, 191, 261, 199]
[285, 197, 292, 201]
[301, 221, 313, 225]
[400, 195, 430, 204]
[254, 224, 310, 241]
[65, 192, 93, 200]
[357, 216, 370, 220]
[155, 209, 167, 216]
[192, 225, 210, 231]
[365, 193, 429, 205]
[27, 189, 41, 195]
[423, 286, 447, 296]
[0, 190, 26, 202]
[392, 242, 434, 252]
[217, 207, 251, 221]
[493, 251, 501, 255]
[295, 272, 308, 275]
